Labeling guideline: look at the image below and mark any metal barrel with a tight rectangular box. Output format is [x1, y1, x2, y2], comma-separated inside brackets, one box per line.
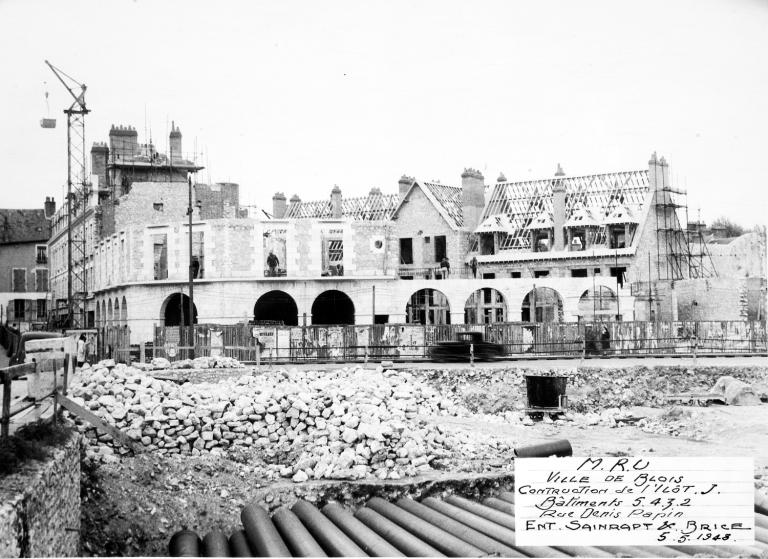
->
[444, 495, 516, 529]
[395, 497, 525, 557]
[514, 439, 573, 458]
[322, 502, 405, 557]
[291, 499, 368, 557]
[227, 530, 253, 557]
[241, 503, 291, 557]
[422, 498, 568, 558]
[367, 496, 485, 557]
[272, 507, 327, 557]
[169, 529, 202, 557]
[354, 507, 445, 557]
[201, 530, 231, 557]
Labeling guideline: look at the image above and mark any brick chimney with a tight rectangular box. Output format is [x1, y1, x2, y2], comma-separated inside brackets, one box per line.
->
[552, 163, 566, 251]
[398, 175, 414, 200]
[90, 142, 109, 191]
[109, 125, 138, 160]
[461, 168, 485, 231]
[289, 194, 302, 215]
[169, 121, 182, 162]
[331, 185, 342, 219]
[648, 151, 667, 190]
[44, 197, 56, 218]
[272, 192, 287, 218]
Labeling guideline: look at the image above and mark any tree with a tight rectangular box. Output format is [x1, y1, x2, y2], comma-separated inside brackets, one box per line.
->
[710, 217, 745, 237]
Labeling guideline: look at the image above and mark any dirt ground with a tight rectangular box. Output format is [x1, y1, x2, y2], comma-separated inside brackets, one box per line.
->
[78, 359, 768, 557]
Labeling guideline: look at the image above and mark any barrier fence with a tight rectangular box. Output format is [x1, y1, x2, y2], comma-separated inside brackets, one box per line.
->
[150, 320, 767, 364]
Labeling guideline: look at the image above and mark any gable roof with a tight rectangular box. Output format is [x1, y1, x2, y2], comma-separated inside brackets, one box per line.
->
[0, 209, 50, 244]
[285, 193, 400, 221]
[393, 180, 464, 230]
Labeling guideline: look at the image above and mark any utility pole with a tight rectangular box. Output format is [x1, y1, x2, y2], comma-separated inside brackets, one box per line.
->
[187, 177, 196, 358]
[615, 248, 621, 320]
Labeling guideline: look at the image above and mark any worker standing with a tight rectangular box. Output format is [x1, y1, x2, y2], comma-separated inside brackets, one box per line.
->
[440, 256, 450, 278]
[470, 256, 478, 278]
[266, 250, 279, 276]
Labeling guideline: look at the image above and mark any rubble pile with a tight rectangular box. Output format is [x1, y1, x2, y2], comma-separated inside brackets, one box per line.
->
[132, 356, 245, 372]
[69, 362, 512, 480]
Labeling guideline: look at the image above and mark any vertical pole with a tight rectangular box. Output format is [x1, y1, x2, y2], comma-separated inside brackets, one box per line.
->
[372, 285, 376, 325]
[52, 362, 58, 425]
[188, 177, 195, 359]
[615, 248, 621, 320]
[648, 252, 653, 321]
[2, 371, 11, 438]
[66, 113, 73, 328]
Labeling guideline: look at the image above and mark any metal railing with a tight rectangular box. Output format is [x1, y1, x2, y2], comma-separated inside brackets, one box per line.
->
[151, 320, 767, 364]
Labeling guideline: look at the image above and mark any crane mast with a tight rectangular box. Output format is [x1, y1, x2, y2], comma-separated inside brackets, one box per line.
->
[45, 60, 90, 329]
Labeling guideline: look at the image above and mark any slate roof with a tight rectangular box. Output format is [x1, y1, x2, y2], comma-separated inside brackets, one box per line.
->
[0, 209, 50, 244]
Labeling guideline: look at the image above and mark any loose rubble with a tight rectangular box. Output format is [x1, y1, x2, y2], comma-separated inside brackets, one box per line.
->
[69, 361, 513, 480]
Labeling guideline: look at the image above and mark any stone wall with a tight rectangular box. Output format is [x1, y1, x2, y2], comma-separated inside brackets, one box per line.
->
[0, 432, 81, 558]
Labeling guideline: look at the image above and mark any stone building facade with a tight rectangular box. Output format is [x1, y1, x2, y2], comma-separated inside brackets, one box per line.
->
[0, 200, 54, 329]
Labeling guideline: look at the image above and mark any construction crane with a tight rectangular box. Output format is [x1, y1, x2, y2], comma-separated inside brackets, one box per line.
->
[44, 60, 90, 329]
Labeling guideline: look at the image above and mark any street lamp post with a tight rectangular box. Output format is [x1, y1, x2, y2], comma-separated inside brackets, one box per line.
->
[187, 177, 195, 359]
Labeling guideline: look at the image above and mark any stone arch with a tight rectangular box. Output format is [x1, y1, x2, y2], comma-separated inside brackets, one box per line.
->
[521, 287, 564, 322]
[464, 288, 507, 324]
[114, 298, 120, 327]
[161, 293, 198, 327]
[121, 296, 127, 325]
[101, 301, 106, 327]
[577, 286, 618, 321]
[254, 290, 298, 326]
[311, 290, 355, 325]
[95, 301, 101, 327]
[406, 288, 451, 325]
[107, 299, 113, 325]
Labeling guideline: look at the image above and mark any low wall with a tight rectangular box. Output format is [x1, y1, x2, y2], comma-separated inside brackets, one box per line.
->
[0, 432, 81, 557]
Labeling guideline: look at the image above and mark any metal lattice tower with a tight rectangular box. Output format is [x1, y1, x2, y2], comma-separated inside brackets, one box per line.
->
[45, 60, 91, 328]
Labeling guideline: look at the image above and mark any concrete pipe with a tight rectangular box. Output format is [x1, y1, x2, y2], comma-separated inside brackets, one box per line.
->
[756, 526, 768, 545]
[291, 499, 367, 557]
[629, 545, 692, 557]
[367, 497, 484, 557]
[169, 529, 202, 557]
[272, 507, 327, 557]
[395, 497, 525, 557]
[322, 502, 404, 557]
[482, 496, 515, 515]
[445, 495, 516, 529]
[354, 507, 445, 557]
[421, 497, 568, 558]
[514, 439, 573, 458]
[498, 490, 516, 504]
[241, 504, 291, 557]
[667, 545, 737, 558]
[201, 530, 231, 557]
[755, 492, 768, 517]
[755, 513, 768, 530]
[227, 530, 252, 557]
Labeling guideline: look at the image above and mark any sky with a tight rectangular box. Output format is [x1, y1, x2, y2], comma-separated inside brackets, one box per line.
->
[0, 0, 766, 227]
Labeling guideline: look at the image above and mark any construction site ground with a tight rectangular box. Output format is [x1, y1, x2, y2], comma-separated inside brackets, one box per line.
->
[70, 356, 768, 557]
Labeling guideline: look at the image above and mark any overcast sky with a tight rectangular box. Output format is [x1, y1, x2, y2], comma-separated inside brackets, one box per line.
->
[1, 0, 766, 226]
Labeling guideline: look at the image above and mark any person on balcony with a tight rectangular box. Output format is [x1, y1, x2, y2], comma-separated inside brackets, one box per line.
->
[470, 256, 478, 278]
[440, 256, 450, 278]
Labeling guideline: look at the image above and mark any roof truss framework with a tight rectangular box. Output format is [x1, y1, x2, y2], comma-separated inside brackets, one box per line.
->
[482, 170, 650, 251]
[286, 193, 400, 221]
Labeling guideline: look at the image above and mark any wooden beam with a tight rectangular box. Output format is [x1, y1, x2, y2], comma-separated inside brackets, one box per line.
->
[56, 394, 140, 453]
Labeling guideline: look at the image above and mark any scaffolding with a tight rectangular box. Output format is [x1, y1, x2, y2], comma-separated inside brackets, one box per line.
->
[654, 185, 717, 281]
[479, 170, 649, 251]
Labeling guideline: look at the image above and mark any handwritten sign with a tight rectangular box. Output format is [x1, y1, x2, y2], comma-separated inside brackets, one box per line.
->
[515, 456, 755, 546]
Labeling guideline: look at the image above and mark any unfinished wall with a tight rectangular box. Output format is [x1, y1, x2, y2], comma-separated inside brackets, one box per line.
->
[0, 432, 81, 557]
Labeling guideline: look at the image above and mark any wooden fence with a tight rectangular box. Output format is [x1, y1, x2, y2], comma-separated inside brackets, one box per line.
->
[152, 320, 768, 363]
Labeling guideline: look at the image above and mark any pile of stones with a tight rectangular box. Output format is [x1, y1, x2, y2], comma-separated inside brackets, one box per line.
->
[68, 362, 512, 480]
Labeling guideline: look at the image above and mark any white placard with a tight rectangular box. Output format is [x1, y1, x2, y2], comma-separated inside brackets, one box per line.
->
[515, 456, 755, 546]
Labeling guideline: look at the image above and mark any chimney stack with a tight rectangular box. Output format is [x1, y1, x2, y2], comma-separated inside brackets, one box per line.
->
[272, 192, 287, 219]
[398, 175, 414, 199]
[289, 194, 302, 214]
[648, 151, 667, 190]
[552, 164, 567, 251]
[169, 121, 182, 162]
[461, 168, 485, 231]
[331, 185, 343, 219]
[90, 142, 109, 191]
[44, 197, 56, 218]
[109, 125, 138, 159]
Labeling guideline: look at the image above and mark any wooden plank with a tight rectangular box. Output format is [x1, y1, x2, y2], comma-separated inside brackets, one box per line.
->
[1, 370, 10, 439]
[0, 362, 37, 381]
[56, 394, 140, 452]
